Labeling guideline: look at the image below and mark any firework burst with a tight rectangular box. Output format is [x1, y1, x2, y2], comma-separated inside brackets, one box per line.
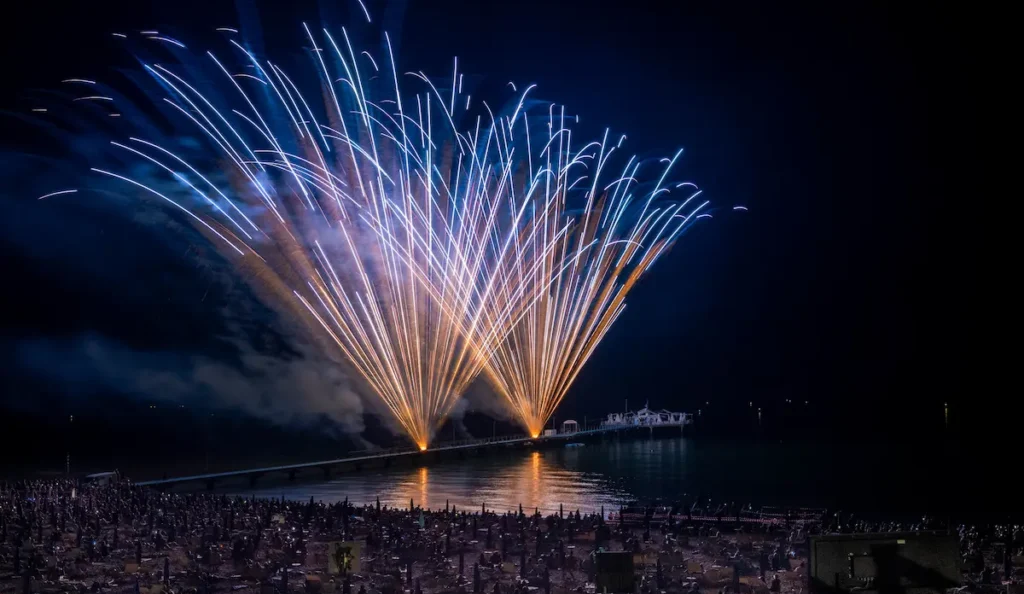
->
[34, 19, 712, 447]
[477, 110, 708, 437]
[51, 25, 576, 449]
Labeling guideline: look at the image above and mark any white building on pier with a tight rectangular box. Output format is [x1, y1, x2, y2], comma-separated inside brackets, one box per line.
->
[601, 402, 691, 428]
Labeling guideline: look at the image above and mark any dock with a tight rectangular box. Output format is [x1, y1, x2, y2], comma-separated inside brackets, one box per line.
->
[137, 405, 691, 490]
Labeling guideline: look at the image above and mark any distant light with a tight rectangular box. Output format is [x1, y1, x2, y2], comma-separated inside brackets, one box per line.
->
[749, 401, 752, 407]
[732, 206, 748, 211]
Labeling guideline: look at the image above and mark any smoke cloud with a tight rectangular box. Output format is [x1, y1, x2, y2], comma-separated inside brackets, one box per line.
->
[14, 331, 367, 435]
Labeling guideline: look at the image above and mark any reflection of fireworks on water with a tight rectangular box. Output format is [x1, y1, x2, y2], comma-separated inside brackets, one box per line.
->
[37, 19, 711, 447]
[275, 450, 632, 513]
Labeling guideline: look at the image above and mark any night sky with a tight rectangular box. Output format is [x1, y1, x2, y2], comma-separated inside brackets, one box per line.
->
[0, 1, 982, 476]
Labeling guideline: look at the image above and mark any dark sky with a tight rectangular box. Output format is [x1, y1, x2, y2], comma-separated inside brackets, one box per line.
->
[0, 0, 982, 470]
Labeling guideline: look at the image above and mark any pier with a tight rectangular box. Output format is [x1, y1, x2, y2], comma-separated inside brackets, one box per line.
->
[137, 404, 691, 490]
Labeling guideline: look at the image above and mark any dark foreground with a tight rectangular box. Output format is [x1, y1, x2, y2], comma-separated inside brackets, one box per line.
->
[1, 477, 1019, 594]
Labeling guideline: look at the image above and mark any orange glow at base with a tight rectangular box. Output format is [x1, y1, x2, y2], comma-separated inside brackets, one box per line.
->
[418, 444, 428, 451]
[530, 433, 539, 439]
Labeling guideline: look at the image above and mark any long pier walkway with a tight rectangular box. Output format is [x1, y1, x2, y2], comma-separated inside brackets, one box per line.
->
[137, 410, 690, 490]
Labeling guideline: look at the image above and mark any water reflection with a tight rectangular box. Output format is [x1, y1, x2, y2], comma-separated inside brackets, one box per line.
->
[231, 436, 953, 513]
[241, 447, 630, 514]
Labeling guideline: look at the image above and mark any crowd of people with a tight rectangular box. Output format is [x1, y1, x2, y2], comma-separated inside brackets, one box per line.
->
[1, 476, 1020, 594]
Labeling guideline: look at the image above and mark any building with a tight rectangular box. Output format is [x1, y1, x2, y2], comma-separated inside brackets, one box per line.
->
[601, 402, 691, 428]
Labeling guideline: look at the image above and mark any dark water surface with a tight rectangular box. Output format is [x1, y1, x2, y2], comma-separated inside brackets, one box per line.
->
[232, 436, 958, 515]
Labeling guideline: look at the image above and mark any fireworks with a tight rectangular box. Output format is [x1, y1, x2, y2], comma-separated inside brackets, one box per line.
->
[39, 20, 711, 447]
[478, 118, 708, 437]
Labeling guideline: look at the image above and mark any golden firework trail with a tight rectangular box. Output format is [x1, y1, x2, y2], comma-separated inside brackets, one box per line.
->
[478, 106, 709, 437]
[59, 26, 576, 449]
